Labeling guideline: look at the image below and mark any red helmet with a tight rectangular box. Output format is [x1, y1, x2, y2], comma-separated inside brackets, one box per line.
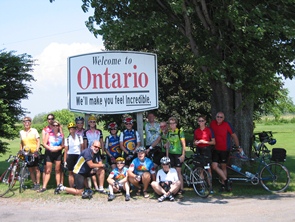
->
[108, 122, 118, 130]
[124, 117, 133, 124]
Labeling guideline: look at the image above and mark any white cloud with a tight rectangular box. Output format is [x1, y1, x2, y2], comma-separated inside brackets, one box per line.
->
[22, 42, 104, 117]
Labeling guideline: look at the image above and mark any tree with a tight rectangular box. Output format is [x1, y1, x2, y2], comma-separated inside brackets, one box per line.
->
[81, 0, 295, 153]
[0, 50, 36, 154]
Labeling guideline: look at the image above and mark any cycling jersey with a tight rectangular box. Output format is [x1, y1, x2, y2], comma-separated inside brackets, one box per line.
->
[20, 128, 40, 153]
[156, 168, 179, 183]
[120, 129, 140, 154]
[210, 120, 234, 151]
[109, 167, 128, 181]
[47, 131, 63, 147]
[105, 134, 122, 158]
[129, 157, 155, 176]
[83, 129, 103, 149]
[76, 128, 85, 137]
[145, 122, 160, 146]
[194, 127, 215, 148]
[73, 148, 101, 176]
[166, 128, 185, 155]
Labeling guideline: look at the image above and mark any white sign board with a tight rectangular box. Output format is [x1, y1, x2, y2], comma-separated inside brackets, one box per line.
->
[68, 51, 158, 114]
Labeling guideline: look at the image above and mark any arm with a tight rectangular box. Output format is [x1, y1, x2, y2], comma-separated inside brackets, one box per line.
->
[231, 133, 242, 151]
[86, 160, 104, 169]
[179, 138, 186, 163]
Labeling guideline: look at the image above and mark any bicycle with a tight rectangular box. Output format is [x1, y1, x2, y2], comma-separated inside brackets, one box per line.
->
[182, 145, 211, 198]
[226, 145, 290, 192]
[0, 150, 32, 196]
[252, 131, 277, 159]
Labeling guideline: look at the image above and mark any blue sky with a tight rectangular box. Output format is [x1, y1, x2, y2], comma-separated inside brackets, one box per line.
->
[1, 1, 294, 118]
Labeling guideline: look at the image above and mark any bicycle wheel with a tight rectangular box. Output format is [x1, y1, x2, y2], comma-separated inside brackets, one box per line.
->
[191, 167, 210, 198]
[19, 166, 29, 193]
[260, 162, 290, 192]
[0, 169, 12, 197]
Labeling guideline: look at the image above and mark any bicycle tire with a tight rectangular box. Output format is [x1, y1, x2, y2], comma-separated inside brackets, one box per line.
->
[0, 169, 12, 197]
[182, 165, 192, 186]
[191, 167, 210, 198]
[19, 166, 27, 193]
[260, 162, 290, 192]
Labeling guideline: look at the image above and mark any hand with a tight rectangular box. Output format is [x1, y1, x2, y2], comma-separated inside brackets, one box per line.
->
[110, 156, 116, 163]
[135, 175, 141, 182]
[178, 155, 185, 163]
[64, 162, 67, 168]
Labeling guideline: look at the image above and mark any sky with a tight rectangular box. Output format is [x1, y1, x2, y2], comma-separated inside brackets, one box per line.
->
[1, 0, 294, 118]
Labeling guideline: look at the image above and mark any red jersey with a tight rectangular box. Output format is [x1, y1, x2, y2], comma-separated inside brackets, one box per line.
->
[194, 127, 215, 148]
[210, 120, 234, 151]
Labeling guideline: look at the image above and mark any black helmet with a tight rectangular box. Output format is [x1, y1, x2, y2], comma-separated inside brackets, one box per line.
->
[75, 116, 84, 122]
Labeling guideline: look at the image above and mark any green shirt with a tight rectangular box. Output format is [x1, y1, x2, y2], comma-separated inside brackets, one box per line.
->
[167, 128, 185, 154]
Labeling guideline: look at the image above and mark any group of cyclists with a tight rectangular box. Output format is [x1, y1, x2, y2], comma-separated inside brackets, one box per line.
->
[19, 111, 243, 201]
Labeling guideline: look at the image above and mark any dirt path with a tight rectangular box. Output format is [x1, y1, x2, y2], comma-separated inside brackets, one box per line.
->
[1, 192, 294, 222]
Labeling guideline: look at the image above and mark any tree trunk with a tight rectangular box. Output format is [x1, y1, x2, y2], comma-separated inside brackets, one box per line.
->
[210, 79, 254, 156]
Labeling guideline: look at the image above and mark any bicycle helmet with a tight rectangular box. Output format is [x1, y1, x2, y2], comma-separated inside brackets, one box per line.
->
[108, 122, 118, 130]
[67, 122, 76, 129]
[160, 156, 171, 165]
[116, 157, 125, 163]
[268, 138, 276, 145]
[75, 116, 84, 122]
[136, 146, 146, 153]
[123, 117, 133, 124]
[88, 116, 96, 121]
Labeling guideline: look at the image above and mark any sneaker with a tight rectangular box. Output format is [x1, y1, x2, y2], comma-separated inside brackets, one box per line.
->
[125, 194, 130, 201]
[224, 180, 231, 192]
[37, 188, 46, 193]
[31, 184, 40, 191]
[97, 189, 107, 194]
[168, 194, 174, 201]
[210, 188, 214, 194]
[158, 195, 167, 202]
[54, 184, 64, 194]
[108, 194, 115, 201]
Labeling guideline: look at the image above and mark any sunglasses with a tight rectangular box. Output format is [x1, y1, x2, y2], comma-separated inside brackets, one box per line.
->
[198, 120, 205, 122]
[169, 122, 176, 125]
[216, 116, 224, 119]
[23, 120, 31, 123]
[89, 121, 96, 123]
[53, 125, 59, 127]
[47, 118, 54, 120]
[110, 128, 117, 130]
[116, 162, 124, 164]
[162, 163, 169, 166]
[125, 123, 132, 125]
[93, 145, 100, 149]
[76, 122, 83, 124]
[160, 125, 166, 128]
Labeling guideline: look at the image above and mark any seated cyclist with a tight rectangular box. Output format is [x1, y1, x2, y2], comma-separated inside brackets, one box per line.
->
[151, 157, 181, 202]
[107, 157, 130, 201]
[55, 140, 105, 198]
[128, 146, 155, 198]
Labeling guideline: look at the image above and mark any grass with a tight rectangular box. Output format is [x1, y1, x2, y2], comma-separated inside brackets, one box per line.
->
[0, 121, 294, 199]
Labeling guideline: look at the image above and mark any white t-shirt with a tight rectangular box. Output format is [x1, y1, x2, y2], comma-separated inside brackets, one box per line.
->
[155, 167, 179, 183]
[64, 134, 83, 155]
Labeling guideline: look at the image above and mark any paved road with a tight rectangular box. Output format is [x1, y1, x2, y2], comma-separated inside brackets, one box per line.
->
[0, 192, 294, 222]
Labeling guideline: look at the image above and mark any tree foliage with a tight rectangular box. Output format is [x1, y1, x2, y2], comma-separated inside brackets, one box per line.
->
[80, 0, 295, 152]
[0, 50, 35, 154]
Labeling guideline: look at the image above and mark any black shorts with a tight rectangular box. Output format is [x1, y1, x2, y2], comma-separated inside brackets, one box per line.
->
[168, 153, 182, 168]
[197, 146, 212, 165]
[123, 152, 136, 166]
[66, 154, 79, 171]
[212, 150, 229, 164]
[74, 173, 86, 190]
[27, 155, 39, 168]
[45, 150, 62, 163]
[146, 146, 164, 166]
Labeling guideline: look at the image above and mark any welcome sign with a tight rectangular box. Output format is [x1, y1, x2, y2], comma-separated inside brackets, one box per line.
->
[68, 51, 158, 114]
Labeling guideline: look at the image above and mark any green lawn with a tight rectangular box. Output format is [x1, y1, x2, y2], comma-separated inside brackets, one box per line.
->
[0, 122, 294, 199]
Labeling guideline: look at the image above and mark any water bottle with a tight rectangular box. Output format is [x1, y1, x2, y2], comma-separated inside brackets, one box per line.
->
[231, 164, 241, 172]
[245, 171, 255, 178]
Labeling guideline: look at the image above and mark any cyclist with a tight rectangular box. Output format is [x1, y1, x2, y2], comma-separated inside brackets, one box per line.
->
[151, 157, 180, 202]
[128, 146, 155, 198]
[105, 122, 122, 170]
[164, 117, 186, 195]
[75, 116, 85, 142]
[55, 140, 105, 197]
[120, 117, 141, 166]
[194, 115, 215, 193]
[106, 157, 130, 201]
[19, 116, 41, 190]
[210, 111, 242, 192]
[83, 116, 106, 194]
[147, 121, 169, 169]
[39, 120, 64, 193]
[64, 122, 83, 188]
